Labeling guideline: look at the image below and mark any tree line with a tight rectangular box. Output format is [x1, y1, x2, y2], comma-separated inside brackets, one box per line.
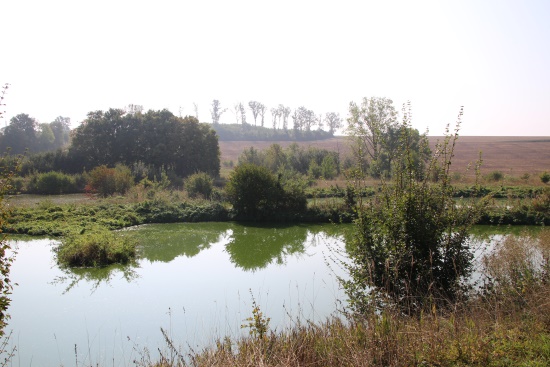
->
[5, 109, 220, 179]
[209, 99, 344, 135]
[0, 114, 70, 155]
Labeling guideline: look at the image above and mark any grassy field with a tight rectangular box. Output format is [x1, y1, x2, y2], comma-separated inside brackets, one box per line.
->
[219, 136, 550, 179]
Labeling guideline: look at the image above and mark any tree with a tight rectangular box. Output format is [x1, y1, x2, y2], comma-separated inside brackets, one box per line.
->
[347, 97, 403, 177]
[210, 99, 227, 126]
[248, 101, 264, 126]
[37, 123, 55, 151]
[232, 103, 241, 124]
[50, 116, 71, 149]
[69, 109, 220, 177]
[259, 104, 266, 127]
[239, 103, 247, 125]
[324, 112, 343, 135]
[292, 106, 316, 132]
[270, 107, 280, 130]
[264, 143, 286, 172]
[0, 113, 38, 154]
[342, 106, 487, 316]
[278, 105, 291, 131]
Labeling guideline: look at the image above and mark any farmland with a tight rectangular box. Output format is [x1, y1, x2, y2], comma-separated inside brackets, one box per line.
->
[220, 136, 550, 177]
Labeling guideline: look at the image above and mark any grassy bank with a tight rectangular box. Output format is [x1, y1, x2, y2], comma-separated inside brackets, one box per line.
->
[3, 185, 549, 237]
[137, 230, 550, 367]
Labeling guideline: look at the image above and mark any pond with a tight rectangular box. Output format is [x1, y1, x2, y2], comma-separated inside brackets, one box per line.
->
[6, 222, 352, 367]
[5, 223, 536, 366]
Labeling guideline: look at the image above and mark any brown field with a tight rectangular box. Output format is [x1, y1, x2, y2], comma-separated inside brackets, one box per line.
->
[220, 136, 550, 179]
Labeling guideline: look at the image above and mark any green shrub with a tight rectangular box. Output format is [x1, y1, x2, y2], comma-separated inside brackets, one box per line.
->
[226, 164, 307, 219]
[342, 107, 487, 316]
[27, 171, 77, 194]
[86, 164, 133, 197]
[321, 154, 337, 179]
[308, 160, 322, 179]
[185, 172, 214, 199]
[486, 170, 504, 182]
[541, 171, 550, 184]
[56, 228, 137, 267]
[226, 164, 280, 217]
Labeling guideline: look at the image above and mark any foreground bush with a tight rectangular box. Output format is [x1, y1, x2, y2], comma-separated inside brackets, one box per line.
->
[343, 108, 488, 316]
[56, 228, 137, 267]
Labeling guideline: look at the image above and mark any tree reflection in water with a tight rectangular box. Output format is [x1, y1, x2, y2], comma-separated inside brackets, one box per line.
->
[52, 263, 139, 294]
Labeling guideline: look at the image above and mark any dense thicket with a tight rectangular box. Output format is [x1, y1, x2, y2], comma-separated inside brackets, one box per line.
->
[226, 164, 307, 220]
[68, 109, 220, 177]
[238, 143, 340, 180]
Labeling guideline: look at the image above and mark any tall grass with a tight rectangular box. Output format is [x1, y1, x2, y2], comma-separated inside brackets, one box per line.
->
[135, 230, 550, 367]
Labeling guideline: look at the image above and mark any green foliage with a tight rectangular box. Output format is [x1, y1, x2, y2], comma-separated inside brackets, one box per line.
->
[86, 164, 133, 197]
[26, 171, 78, 194]
[347, 97, 430, 178]
[185, 172, 214, 199]
[0, 114, 70, 155]
[0, 151, 20, 337]
[226, 164, 281, 218]
[540, 171, 550, 184]
[238, 143, 340, 179]
[342, 106, 487, 316]
[69, 110, 220, 177]
[56, 227, 137, 267]
[321, 154, 337, 179]
[486, 170, 504, 182]
[307, 160, 322, 179]
[226, 164, 307, 220]
[241, 292, 271, 340]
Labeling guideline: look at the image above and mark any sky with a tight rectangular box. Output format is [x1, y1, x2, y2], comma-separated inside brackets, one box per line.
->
[1, 0, 549, 136]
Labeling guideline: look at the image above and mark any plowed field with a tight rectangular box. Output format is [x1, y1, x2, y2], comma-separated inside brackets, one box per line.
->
[220, 136, 550, 176]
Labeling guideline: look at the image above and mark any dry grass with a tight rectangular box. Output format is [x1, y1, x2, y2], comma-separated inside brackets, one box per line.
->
[139, 230, 550, 367]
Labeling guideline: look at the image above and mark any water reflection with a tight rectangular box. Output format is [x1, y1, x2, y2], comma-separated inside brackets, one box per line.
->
[134, 222, 348, 271]
[225, 223, 309, 271]
[52, 263, 139, 294]
[134, 223, 230, 262]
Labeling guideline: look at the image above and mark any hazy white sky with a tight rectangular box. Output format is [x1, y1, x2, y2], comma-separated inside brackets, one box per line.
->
[1, 0, 549, 135]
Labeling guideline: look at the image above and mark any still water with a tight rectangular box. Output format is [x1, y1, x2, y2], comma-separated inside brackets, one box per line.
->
[7, 223, 352, 367]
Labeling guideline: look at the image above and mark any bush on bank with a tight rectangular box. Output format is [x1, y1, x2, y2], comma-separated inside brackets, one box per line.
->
[56, 227, 137, 267]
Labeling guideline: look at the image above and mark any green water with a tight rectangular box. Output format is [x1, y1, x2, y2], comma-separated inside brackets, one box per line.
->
[5, 223, 534, 366]
[6, 222, 352, 366]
